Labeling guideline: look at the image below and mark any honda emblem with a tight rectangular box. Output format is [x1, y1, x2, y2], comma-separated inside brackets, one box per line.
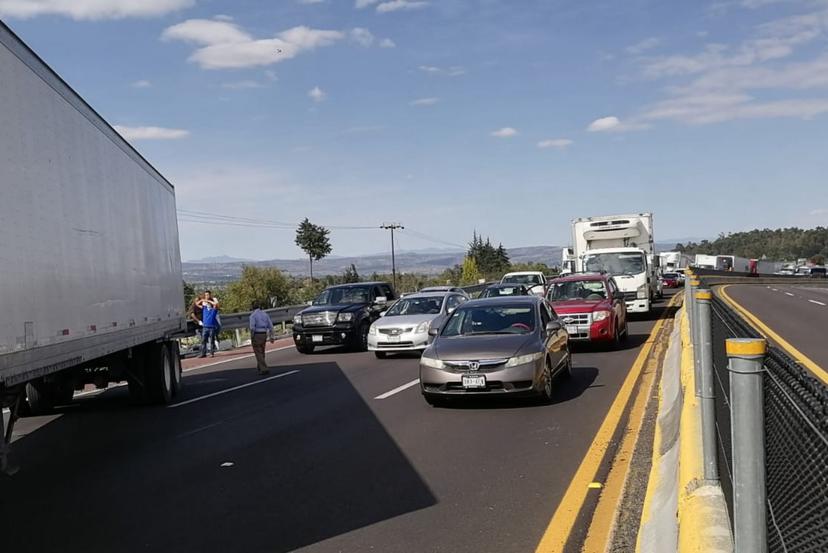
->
[469, 361, 480, 371]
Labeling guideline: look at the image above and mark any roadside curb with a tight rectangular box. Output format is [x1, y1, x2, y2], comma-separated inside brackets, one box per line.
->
[636, 306, 733, 553]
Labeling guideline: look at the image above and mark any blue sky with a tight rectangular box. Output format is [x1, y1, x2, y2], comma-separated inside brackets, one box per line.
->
[3, 0, 827, 261]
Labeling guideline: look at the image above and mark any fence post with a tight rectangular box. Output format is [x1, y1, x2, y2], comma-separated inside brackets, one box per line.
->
[696, 288, 718, 480]
[689, 278, 702, 396]
[234, 328, 242, 348]
[727, 338, 768, 553]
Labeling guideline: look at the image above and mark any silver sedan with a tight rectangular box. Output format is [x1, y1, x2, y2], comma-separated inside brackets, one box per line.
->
[368, 292, 467, 358]
[419, 296, 571, 405]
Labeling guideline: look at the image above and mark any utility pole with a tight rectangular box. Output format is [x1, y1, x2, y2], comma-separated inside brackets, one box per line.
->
[380, 223, 404, 291]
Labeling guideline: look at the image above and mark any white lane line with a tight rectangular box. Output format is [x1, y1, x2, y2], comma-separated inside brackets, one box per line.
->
[771, 288, 779, 292]
[785, 292, 795, 297]
[809, 299, 827, 306]
[182, 345, 294, 373]
[168, 370, 300, 408]
[375, 378, 420, 400]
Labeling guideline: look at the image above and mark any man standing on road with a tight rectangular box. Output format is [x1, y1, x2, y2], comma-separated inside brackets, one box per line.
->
[198, 293, 219, 358]
[249, 301, 275, 375]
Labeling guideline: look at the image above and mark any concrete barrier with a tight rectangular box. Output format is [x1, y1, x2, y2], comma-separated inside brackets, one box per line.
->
[637, 307, 733, 553]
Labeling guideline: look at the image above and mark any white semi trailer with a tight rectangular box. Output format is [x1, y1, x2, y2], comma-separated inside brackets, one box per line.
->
[571, 213, 659, 313]
[0, 22, 185, 470]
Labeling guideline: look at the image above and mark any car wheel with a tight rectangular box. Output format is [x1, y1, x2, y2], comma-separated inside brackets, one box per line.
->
[352, 323, 370, 352]
[622, 320, 629, 340]
[612, 324, 623, 350]
[374, 351, 387, 359]
[296, 344, 315, 354]
[539, 359, 554, 404]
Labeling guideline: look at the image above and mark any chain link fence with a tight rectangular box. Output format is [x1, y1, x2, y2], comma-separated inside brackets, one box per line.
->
[708, 294, 828, 552]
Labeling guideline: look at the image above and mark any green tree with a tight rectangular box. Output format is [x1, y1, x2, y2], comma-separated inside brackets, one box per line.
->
[342, 263, 360, 283]
[183, 281, 196, 311]
[810, 254, 826, 265]
[295, 218, 332, 281]
[222, 266, 292, 313]
[460, 256, 482, 285]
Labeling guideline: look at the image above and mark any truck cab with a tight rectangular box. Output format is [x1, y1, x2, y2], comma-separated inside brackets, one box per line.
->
[581, 247, 653, 313]
[292, 282, 396, 353]
[500, 271, 547, 296]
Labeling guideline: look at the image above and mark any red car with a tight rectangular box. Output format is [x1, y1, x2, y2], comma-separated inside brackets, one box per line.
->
[546, 274, 628, 347]
[661, 272, 682, 288]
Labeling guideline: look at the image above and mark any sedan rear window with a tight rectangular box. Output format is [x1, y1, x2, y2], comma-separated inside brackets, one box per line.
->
[442, 305, 536, 336]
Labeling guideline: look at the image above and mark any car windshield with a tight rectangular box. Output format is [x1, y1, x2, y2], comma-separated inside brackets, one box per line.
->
[442, 305, 536, 336]
[502, 274, 542, 285]
[481, 286, 524, 298]
[663, 273, 679, 279]
[385, 297, 443, 316]
[547, 280, 607, 301]
[313, 286, 372, 305]
[585, 253, 646, 276]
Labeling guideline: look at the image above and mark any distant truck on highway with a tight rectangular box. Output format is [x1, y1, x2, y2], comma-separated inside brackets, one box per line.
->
[0, 22, 185, 460]
[571, 213, 659, 314]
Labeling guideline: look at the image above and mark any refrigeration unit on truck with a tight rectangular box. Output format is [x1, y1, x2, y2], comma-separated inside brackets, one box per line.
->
[571, 213, 659, 314]
[0, 22, 185, 470]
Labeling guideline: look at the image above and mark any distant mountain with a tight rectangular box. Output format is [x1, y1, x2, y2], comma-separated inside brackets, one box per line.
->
[182, 245, 564, 284]
[186, 255, 253, 264]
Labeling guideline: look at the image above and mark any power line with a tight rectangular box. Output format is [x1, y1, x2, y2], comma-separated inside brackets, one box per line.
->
[400, 228, 466, 251]
[176, 208, 378, 230]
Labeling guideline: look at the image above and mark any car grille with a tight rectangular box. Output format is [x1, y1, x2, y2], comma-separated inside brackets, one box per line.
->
[377, 342, 415, 348]
[379, 327, 414, 335]
[622, 291, 638, 301]
[302, 311, 336, 326]
[443, 359, 508, 372]
[560, 313, 590, 325]
[561, 313, 591, 340]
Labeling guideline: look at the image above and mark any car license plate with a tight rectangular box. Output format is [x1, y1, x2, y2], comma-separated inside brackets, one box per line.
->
[312, 335, 323, 343]
[566, 325, 578, 335]
[386, 335, 401, 343]
[462, 374, 486, 389]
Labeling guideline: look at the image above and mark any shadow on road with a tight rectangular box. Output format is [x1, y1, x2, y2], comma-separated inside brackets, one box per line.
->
[0, 362, 436, 553]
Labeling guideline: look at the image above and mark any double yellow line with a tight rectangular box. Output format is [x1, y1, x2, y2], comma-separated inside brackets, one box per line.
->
[535, 294, 680, 552]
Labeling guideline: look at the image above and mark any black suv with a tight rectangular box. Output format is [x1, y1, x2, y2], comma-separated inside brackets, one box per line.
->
[293, 282, 397, 354]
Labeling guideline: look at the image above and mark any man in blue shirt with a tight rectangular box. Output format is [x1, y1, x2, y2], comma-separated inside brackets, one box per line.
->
[249, 301, 275, 374]
[198, 293, 219, 358]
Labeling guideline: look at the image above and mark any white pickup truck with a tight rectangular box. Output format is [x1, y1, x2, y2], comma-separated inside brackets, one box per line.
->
[500, 271, 547, 296]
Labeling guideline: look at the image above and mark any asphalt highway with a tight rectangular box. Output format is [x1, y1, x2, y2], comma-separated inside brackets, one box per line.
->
[724, 283, 828, 371]
[0, 298, 676, 553]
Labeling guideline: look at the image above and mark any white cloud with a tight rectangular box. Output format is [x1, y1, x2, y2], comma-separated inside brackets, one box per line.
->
[417, 64, 466, 76]
[308, 86, 326, 102]
[131, 80, 152, 88]
[0, 0, 193, 19]
[410, 97, 440, 106]
[810, 208, 828, 216]
[299, 0, 325, 3]
[537, 138, 573, 149]
[587, 116, 621, 132]
[626, 37, 661, 55]
[376, 0, 428, 13]
[355, 0, 378, 7]
[490, 127, 518, 138]
[162, 20, 347, 70]
[350, 27, 376, 47]
[379, 37, 396, 48]
[114, 125, 190, 140]
[213, 14, 234, 21]
[221, 80, 264, 89]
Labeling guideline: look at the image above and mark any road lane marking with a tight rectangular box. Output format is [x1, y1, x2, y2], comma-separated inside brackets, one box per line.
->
[785, 292, 795, 297]
[771, 288, 779, 292]
[168, 370, 300, 408]
[809, 300, 827, 306]
[535, 293, 680, 553]
[375, 379, 420, 400]
[719, 285, 828, 386]
[182, 345, 294, 373]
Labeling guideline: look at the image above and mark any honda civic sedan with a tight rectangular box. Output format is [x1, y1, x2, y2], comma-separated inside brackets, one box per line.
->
[419, 296, 571, 405]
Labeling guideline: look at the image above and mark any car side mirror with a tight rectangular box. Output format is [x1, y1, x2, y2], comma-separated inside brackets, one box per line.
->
[447, 307, 456, 315]
[374, 296, 387, 306]
[428, 327, 440, 337]
[546, 321, 562, 333]
[379, 311, 386, 317]
[306, 300, 313, 306]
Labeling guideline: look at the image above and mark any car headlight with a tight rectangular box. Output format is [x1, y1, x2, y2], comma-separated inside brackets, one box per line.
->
[420, 356, 445, 369]
[505, 352, 544, 367]
[637, 284, 649, 299]
[592, 310, 611, 322]
[369, 325, 377, 335]
[293, 315, 302, 325]
[337, 312, 354, 323]
[416, 321, 429, 333]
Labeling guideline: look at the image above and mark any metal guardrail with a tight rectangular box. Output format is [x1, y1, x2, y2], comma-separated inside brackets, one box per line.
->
[688, 271, 828, 553]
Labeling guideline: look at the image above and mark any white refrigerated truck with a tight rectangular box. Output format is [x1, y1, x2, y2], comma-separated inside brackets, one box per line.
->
[0, 22, 185, 469]
[571, 213, 659, 314]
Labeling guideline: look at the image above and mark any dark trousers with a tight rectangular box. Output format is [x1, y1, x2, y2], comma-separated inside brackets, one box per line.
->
[200, 327, 216, 357]
[252, 333, 268, 373]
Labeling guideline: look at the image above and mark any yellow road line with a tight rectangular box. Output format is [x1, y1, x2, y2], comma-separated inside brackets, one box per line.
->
[581, 315, 668, 552]
[535, 294, 680, 553]
[718, 285, 828, 386]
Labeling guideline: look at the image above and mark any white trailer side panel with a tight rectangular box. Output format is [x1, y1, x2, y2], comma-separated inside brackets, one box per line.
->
[0, 24, 183, 366]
